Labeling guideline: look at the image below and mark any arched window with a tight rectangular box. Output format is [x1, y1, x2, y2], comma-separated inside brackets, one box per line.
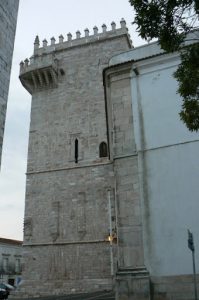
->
[75, 138, 78, 163]
[99, 142, 108, 158]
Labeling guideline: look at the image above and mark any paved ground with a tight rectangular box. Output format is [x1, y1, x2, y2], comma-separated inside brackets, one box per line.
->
[9, 290, 115, 300]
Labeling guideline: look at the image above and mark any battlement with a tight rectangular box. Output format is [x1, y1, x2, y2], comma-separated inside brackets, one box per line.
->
[34, 19, 131, 54]
[19, 19, 132, 94]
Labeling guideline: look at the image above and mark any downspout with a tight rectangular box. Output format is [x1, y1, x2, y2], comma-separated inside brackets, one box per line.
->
[107, 189, 114, 276]
[131, 65, 150, 269]
[103, 67, 111, 160]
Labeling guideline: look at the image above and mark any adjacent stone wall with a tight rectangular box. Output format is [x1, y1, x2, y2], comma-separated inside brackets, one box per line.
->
[0, 0, 19, 167]
[105, 64, 150, 300]
[107, 66, 144, 268]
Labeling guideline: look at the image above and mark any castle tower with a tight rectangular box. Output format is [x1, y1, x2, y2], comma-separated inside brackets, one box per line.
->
[19, 21, 150, 299]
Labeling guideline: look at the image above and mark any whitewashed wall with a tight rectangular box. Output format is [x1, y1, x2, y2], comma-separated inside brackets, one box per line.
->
[111, 45, 199, 276]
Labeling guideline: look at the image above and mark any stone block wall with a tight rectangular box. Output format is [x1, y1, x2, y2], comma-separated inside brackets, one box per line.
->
[105, 64, 145, 270]
[104, 63, 150, 299]
[19, 23, 133, 297]
[26, 35, 131, 173]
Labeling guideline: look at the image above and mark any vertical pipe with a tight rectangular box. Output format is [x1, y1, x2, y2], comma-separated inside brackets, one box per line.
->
[107, 189, 114, 276]
[114, 174, 119, 268]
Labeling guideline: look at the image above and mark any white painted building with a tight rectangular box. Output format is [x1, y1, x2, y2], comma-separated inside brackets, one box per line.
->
[0, 237, 22, 286]
[107, 36, 199, 298]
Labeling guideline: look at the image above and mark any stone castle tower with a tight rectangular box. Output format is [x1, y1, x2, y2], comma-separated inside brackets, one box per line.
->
[19, 20, 150, 299]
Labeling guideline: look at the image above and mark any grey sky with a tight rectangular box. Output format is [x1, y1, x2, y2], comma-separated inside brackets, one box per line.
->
[0, 0, 144, 240]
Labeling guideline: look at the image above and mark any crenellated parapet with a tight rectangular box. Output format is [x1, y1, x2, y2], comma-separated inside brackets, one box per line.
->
[19, 19, 132, 94]
[32, 19, 131, 55]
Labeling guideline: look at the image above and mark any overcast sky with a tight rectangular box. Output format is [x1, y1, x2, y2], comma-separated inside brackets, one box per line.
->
[0, 0, 144, 240]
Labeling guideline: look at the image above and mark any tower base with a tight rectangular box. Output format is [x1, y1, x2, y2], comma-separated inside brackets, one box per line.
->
[116, 267, 151, 300]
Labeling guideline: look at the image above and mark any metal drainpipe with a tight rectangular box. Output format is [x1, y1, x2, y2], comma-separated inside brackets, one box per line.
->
[107, 189, 114, 276]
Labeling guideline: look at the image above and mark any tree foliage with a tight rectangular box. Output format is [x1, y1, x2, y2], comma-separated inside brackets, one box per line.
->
[129, 0, 199, 131]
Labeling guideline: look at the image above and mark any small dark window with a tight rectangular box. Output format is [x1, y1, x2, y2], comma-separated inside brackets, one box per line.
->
[99, 142, 108, 158]
[8, 279, 14, 286]
[75, 138, 78, 163]
[60, 68, 65, 76]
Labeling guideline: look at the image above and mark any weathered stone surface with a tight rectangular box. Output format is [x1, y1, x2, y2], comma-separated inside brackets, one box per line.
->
[115, 267, 150, 300]
[10, 290, 115, 300]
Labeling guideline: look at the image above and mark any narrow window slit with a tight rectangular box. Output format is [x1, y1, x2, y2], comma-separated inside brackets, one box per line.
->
[75, 138, 78, 163]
